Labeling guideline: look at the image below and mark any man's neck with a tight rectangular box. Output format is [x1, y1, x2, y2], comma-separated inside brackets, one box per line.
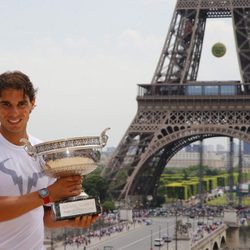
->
[0, 128, 27, 146]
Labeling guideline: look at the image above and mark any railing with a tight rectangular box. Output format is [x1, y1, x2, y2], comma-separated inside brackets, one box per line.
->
[191, 224, 226, 250]
[137, 81, 250, 99]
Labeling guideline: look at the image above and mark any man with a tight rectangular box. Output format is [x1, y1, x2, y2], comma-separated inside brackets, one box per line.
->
[0, 71, 99, 249]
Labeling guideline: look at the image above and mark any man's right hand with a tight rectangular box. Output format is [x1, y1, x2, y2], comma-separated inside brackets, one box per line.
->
[48, 175, 83, 202]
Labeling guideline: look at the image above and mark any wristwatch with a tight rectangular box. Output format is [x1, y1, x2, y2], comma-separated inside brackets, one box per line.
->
[38, 188, 50, 204]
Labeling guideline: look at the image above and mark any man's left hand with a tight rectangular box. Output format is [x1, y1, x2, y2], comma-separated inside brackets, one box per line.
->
[67, 214, 100, 228]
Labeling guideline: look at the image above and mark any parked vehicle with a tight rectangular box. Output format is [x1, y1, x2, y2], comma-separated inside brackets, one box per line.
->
[103, 246, 114, 250]
[189, 213, 195, 219]
[162, 234, 172, 243]
[145, 219, 152, 225]
[154, 238, 163, 246]
[197, 220, 204, 226]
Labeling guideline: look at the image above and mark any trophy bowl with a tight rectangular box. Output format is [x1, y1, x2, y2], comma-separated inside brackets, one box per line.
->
[21, 128, 109, 220]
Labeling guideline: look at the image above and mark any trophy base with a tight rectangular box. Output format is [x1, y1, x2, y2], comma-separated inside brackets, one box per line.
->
[52, 196, 101, 220]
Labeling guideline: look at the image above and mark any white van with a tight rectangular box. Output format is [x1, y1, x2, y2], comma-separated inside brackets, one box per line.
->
[154, 238, 163, 246]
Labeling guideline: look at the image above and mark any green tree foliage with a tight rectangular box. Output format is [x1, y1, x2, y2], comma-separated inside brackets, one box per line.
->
[108, 170, 128, 190]
[163, 167, 183, 174]
[187, 165, 225, 176]
[183, 169, 189, 180]
[151, 194, 165, 207]
[164, 168, 176, 174]
[83, 173, 109, 202]
[102, 200, 116, 212]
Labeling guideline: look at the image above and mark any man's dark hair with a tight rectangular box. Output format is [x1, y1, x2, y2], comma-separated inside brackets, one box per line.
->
[0, 71, 37, 101]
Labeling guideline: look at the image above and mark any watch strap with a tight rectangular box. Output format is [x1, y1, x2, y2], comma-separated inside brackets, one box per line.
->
[42, 196, 50, 204]
[38, 188, 50, 205]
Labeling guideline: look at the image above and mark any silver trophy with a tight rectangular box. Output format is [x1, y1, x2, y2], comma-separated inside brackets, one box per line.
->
[21, 128, 109, 220]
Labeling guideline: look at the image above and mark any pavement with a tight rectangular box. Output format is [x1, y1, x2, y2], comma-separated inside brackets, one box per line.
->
[45, 221, 144, 250]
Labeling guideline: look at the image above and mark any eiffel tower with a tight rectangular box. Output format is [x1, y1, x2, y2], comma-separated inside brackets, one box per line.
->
[103, 0, 250, 201]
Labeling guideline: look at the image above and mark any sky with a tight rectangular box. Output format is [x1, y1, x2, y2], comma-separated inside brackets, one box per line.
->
[0, 0, 241, 148]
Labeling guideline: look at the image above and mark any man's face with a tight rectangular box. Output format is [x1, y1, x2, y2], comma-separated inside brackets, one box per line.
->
[0, 88, 35, 140]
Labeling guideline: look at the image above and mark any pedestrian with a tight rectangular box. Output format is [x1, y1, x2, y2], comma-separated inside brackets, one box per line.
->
[0, 71, 99, 249]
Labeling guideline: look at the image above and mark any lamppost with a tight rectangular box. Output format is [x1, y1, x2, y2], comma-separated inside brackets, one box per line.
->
[167, 222, 170, 250]
[167, 222, 169, 250]
[64, 228, 67, 250]
[238, 140, 243, 208]
[198, 138, 204, 207]
[158, 225, 161, 250]
[150, 229, 153, 250]
[175, 210, 178, 250]
[146, 195, 153, 210]
[50, 230, 54, 250]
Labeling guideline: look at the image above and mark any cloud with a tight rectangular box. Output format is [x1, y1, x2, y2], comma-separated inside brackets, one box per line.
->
[64, 37, 89, 49]
[141, 0, 169, 5]
[118, 28, 163, 51]
[31, 37, 90, 57]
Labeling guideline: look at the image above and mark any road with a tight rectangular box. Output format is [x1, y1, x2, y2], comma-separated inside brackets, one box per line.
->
[55, 217, 188, 250]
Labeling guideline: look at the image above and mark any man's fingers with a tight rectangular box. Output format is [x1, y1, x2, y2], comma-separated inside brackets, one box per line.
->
[69, 184, 83, 193]
[75, 216, 81, 224]
[73, 215, 99, 228]
[81, 215, 92, 226]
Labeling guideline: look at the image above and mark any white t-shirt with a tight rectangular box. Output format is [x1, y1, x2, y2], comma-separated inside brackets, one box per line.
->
[0, 134, 54, 250]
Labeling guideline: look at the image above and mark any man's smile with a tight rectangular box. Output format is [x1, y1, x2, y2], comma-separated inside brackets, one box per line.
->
[8, 118, 22, 124]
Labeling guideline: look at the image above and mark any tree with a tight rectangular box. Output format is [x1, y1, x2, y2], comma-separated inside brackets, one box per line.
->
[102, 200, 115, 212]
[183, 169, 189, 180]
[83, 173, 109, 202]
[151, 194, 165, 207]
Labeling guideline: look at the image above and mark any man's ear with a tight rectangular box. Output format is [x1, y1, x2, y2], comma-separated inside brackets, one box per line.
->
[30, 100, 36, 112]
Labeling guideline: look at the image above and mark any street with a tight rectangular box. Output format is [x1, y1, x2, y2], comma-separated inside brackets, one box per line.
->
[54, 217, 180, 250]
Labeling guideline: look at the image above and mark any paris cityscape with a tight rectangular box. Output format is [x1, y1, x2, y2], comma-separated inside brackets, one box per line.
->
[2, 0, 250, 250]
[31, 0, 250, 249]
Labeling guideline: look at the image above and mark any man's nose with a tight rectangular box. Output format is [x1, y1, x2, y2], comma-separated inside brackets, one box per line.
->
[9, 106, 19, 115]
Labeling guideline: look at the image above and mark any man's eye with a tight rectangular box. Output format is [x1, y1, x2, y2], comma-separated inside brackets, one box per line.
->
[0, 102, 10, 108]
[18, 102, 28, 108]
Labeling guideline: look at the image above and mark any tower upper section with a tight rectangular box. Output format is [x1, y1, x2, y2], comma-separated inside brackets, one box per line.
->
[151, 0, 250, 84]
[177, 0, 250, 10]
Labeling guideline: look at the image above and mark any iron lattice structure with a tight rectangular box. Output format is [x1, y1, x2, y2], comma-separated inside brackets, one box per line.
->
[103, 0, 250, 201]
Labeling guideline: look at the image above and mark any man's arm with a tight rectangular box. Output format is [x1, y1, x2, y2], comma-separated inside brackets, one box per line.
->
[0, 192, 44, 221]
[0, 175, 83, 222]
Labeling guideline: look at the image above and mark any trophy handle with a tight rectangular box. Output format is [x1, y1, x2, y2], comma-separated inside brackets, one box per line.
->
[20, 138, 37, 157]
[100, 127, 110, 147]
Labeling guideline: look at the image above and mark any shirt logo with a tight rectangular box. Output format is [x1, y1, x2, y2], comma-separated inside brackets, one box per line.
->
[0, 159, 45, 195]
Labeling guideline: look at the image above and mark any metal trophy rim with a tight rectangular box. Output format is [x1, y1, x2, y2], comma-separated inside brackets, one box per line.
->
[21, 128, 110, 157]
[35, 144, 103, 156]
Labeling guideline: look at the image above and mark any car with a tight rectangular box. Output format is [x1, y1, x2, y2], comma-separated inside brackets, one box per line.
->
[154, 238, 163, 246]
[193, 234, 203, 242]
[197, 221, 204, 226]
[103, 246, 114, 250]
[189, 213, 195, 219]
[162, 234, 172, 243]
[145, 219, 152, 225]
